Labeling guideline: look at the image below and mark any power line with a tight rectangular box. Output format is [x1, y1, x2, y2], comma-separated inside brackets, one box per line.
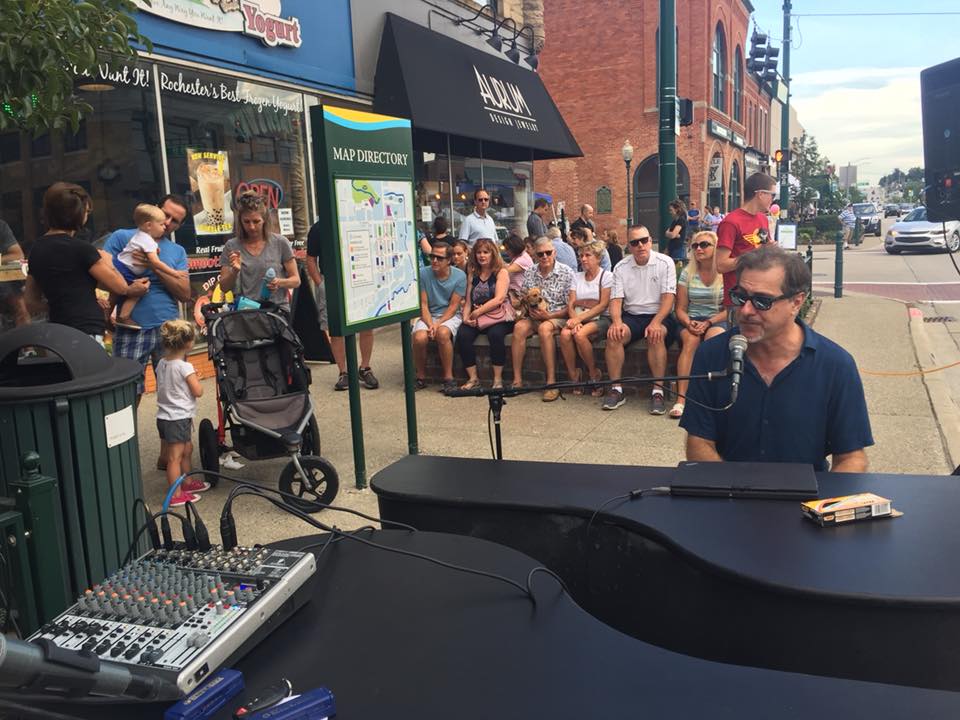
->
[792, 12, 960, 17]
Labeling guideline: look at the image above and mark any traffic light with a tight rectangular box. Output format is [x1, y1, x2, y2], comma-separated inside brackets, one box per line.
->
[746, 30, 779, 82]
[678, 98, 694, 126]
[774, 149, 789, 164]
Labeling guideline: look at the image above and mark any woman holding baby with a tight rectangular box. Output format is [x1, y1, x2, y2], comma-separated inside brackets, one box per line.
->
[559, 240, 612, 397]
[219, 191, 299, 313]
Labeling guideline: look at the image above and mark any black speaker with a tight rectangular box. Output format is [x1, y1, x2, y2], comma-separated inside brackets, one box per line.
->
[921, 57, 960, 223]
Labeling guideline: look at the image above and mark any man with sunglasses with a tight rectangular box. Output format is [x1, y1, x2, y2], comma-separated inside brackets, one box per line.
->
[680, 245, 872, 472]
[458, 189, 497, 248]
[602, 224, 678, 413]
[716, 173, 777, 314]
[411, 241, 466, 392]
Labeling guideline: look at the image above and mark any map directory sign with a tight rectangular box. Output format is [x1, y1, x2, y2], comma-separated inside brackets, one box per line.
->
[311, 105, 419, 335]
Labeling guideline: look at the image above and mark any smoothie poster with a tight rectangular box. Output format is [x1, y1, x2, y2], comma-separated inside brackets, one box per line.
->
[186, 148, 234, 236]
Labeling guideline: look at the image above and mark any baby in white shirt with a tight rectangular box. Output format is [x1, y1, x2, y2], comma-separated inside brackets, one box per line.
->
[111, 204, 176, 329]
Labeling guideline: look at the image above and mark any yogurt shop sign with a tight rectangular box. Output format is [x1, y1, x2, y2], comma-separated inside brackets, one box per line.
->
[135, 0, 302, 48]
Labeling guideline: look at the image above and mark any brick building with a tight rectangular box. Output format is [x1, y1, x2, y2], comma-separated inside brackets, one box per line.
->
[534, 0, 774, 237]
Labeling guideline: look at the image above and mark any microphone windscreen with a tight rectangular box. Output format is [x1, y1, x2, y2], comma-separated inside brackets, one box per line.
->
[729, 334, 748, 354]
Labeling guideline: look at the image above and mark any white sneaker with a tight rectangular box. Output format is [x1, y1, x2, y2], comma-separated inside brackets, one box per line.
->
[220, 452, 245, 470]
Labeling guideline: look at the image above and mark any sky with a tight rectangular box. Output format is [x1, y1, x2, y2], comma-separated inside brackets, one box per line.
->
[749, 1, 958, 184]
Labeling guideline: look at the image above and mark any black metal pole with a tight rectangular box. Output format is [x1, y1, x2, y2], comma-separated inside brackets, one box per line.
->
[626, 158, 632, 227]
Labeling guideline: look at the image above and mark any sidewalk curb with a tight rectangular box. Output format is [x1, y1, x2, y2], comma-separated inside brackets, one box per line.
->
[907, 305, 960, 471]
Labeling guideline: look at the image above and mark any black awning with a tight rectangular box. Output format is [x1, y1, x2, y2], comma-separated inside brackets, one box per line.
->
[374, 13, 582, 161]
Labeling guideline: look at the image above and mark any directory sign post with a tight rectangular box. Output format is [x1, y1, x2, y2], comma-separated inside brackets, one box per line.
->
[310, 105, 420, 487]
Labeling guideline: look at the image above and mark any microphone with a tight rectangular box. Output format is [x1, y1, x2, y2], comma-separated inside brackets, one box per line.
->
[728, 334, 748, 404]
[444, 385, 488, 397]
[0, 635, 180, 700]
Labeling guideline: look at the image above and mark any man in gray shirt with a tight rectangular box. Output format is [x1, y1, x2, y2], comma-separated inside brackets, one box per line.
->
[458, 188, 498, 247]
[526, 197, 551, 238]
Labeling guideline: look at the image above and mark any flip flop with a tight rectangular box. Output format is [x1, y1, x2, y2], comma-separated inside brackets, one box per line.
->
[571, 370, 584, 395]
[460, 378, 481, 391]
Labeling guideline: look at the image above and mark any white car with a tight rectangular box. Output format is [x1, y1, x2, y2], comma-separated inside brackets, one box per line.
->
[884, 207, 960, 254]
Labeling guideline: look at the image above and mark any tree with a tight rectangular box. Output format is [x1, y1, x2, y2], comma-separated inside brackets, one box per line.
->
[790, 132, 832, 210]
[0, 0, 150, 133]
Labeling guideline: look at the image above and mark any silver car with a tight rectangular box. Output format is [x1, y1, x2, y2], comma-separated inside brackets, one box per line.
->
[884, 206, 960, 254]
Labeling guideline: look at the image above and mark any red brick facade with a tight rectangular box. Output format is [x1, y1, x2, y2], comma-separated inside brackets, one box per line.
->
[535, 0, 773, 237]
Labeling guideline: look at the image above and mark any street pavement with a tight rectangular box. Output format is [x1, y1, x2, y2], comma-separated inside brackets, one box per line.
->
[135, 243, 960, 545]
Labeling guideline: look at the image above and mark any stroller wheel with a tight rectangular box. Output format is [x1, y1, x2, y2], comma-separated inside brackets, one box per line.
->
[198, 419, 220, 486]
[279, 455, 339, 513]
[301, 415, 321, 456]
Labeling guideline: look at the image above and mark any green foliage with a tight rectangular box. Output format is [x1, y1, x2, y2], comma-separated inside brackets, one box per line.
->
[0, 0, 151, 133]
[790, 132, 832, 211]
[812, 215, 841, 234]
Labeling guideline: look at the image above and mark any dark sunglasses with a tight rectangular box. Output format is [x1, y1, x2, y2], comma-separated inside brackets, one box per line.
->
[476, 197, 490, 203]
[729, 286, 794, 311]
[536, 250, 554, 258]
[429, 254, 448, 261]
[628, 236, 652, 246]
[690, 241, 713, 250]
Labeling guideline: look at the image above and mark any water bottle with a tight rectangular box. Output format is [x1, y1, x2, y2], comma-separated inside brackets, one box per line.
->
[260, 267, 276, 301]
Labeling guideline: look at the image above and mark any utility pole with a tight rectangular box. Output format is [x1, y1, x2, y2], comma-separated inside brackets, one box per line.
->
[657, 0, 677, 253]
[779, 0, 792, 216]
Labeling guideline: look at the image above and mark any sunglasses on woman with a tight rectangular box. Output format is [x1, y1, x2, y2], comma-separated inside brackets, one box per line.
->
[690, 241, 713, 250]
[729, 286, 794, 312]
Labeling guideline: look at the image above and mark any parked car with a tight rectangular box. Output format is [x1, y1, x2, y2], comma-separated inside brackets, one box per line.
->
[884, 204, 900, 218]
[899, 203, 914, 215]
[884, 206, 960, 254]
[852, 203, 882, 236]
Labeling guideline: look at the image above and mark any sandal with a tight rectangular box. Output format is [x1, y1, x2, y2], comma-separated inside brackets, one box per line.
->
[590, 371, 605, 397]
[415, 378, 427, 391]
[669, 402, 685, 419]
[571, 369, 584, 396]
[460, 378, 481, 391]
[491, 381, 504, 389]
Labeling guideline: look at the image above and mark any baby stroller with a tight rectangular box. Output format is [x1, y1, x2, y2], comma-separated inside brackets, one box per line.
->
[198, 303, 338, 512]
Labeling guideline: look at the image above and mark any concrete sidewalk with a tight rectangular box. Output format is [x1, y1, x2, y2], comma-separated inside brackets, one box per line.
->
[135, 290, 956, 547]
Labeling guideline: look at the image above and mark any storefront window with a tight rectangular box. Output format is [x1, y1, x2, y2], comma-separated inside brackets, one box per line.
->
[708, 153, 725, 213]
[728, 161, 742, 211]
[482, 156, 532, 241]
[157, 64, 312, 258]
[0, 59, 162, 247]
[413, 151, 453, 237]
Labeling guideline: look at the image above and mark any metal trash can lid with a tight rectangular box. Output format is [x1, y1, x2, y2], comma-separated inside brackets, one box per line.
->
[0, 323, 142, 400]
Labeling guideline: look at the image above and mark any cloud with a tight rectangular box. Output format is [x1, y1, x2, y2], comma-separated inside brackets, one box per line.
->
[791, 67, 926, 182]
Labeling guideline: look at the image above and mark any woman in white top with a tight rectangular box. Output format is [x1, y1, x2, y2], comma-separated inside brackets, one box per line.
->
[559, 241, 613, 396]
[671, 230, 728, 418]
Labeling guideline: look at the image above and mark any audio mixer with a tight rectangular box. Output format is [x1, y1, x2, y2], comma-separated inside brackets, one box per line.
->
[27, 546, 316, 694]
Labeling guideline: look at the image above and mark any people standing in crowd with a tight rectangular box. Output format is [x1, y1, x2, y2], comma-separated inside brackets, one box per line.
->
[455, 238, 513, 390]
[704, 206, 724, 232]
[664, 199, 688, 261]
[419, 215, 453, 261]
[451, 239, 470, 274]
[412, 241, 466, 392]
[155, 320, 209, 507]
[306, 221, 379, 392]
[503, 233, 534, 295]
[671, 231, 728, 418]
[0, 218, 29, 328]
[570, 204, 596, 236]
[602, 224, 677, 414]
[603, 229, 623, 268]
[547, 226, 578, 271]
[220, 191, 300, 313]
[527, 197, 551, 239]
[681, 245, 872, 472]
[716, 172, 777, 314]
[559, 240, 612, 397]
[687, 201, 701, 233]
[511, 236, 575, 401]
[25, 182, 148, 346]
[458, 189, 497, 247]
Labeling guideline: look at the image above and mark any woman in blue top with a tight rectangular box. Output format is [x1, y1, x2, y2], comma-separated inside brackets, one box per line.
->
[672, 230, 728, 418]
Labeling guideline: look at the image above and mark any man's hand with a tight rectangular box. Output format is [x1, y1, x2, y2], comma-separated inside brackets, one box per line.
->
[127, 278, 150, 297]
[568, 319, 583, 334]
[608, 321, 628, 342]
[645, 320, 666, 344]
[131, 249, 150, 266]
[529, 306, 550, 321]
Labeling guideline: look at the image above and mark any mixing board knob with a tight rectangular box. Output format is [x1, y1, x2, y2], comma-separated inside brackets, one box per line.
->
[215, 600, 225, 615]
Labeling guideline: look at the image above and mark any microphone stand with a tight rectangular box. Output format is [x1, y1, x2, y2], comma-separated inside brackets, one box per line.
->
[447, 370, 730, 460]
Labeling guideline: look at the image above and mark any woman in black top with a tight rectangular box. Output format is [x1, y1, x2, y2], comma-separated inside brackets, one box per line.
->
[664, 199, 687, 261]
[25, 182, 148, 342]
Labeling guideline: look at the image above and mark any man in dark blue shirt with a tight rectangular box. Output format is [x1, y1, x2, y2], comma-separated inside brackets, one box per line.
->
[680, 245, 873, 472]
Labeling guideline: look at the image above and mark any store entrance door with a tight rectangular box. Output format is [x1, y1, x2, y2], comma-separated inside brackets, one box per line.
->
[632, 155, 690, 236]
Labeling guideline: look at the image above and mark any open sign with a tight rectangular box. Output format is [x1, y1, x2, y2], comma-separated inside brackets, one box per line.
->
[235, 178, 284, 209]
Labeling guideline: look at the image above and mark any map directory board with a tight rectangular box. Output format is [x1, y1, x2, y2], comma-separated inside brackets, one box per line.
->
[310, 105, 419, 335]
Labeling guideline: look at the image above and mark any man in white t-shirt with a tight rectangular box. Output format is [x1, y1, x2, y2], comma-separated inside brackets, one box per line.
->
[458, 189, 498, 247]
[602, 225, 677, 414]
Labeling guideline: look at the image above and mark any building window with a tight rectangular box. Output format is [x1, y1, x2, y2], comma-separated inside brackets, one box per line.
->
[708, 152, 724, 212]
[712, 24, 727, 113]
[733, 48, 743, 123]
[0, 132, 20, 164]
[729, 161, 741, 210]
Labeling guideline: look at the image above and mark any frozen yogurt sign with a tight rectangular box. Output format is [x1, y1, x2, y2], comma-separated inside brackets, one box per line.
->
[135, 0, 301, 49]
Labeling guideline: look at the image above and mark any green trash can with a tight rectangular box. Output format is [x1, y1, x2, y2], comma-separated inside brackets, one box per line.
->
[0, 323, 144, 599]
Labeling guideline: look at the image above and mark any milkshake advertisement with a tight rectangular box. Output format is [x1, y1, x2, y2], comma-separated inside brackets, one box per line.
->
[186, 148, 234, 235]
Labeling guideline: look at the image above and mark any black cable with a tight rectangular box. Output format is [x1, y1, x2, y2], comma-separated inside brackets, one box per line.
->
[487, 404, 495, 459]
[525, 566, 569, 605]
[121, 510, 190, 566]
[183, 469, 417, 533]
[584, 493, 632, 542]
[231, 488, 534, 601]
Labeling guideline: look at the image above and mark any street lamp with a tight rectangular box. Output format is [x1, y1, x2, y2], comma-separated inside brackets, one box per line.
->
[622, 139, 634, 227]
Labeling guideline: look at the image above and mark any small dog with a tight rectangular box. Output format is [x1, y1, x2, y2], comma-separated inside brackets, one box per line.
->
[511, 287, 549, 320]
